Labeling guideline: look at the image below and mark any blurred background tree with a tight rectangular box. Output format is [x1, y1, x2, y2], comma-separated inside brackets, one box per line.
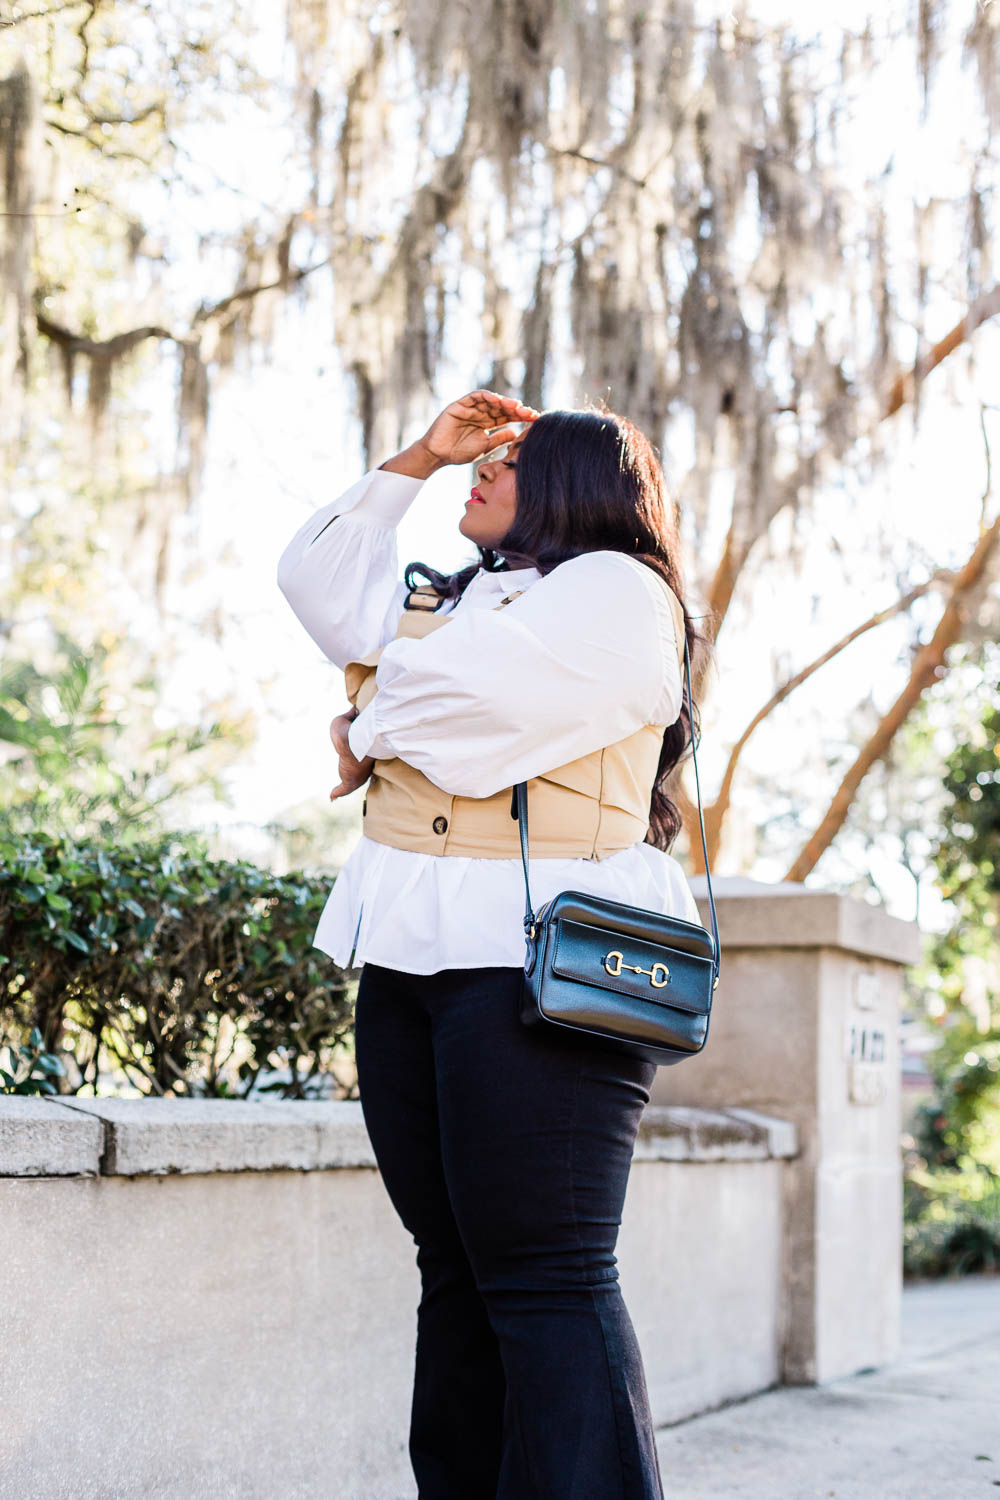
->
[2, 0, 997, 880]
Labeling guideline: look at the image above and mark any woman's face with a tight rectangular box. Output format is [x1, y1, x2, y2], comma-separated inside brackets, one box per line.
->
[458, 430, 527, 550]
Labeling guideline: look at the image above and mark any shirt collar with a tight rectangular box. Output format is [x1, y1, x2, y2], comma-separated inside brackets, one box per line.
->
[456, 565, 540, 609]
[481, 564, 541, 585]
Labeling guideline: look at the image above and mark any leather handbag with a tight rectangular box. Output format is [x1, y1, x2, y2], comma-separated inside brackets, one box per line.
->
[514, 633, 720, 1066]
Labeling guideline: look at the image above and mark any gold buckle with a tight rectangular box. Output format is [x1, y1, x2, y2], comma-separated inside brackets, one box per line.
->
[603, 950, 670, 988]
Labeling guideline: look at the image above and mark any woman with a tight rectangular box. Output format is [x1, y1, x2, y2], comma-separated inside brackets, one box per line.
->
[277, 390, 707, 1500]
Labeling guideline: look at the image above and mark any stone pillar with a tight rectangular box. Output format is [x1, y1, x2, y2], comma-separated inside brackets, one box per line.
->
[651, 876, 921, 1385]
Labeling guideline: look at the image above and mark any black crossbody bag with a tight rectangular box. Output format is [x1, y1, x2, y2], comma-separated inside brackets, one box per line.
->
[514, 633, 720, 1066]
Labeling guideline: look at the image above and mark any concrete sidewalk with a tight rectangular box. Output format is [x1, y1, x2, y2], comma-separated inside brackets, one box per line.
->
[656, 1276, 1000, 1499]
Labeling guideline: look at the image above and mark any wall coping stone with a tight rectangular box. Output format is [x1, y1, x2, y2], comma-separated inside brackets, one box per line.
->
[687, 875, 921, 966]
[0, 1099, 797, 1178]
[51, 1097, 378, 1176]
[0, 1096, 103, 1177]
[636, 1105, 798, 1162]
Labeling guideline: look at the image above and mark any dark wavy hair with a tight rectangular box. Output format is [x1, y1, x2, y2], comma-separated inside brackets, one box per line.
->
[404, 407, 712, 851]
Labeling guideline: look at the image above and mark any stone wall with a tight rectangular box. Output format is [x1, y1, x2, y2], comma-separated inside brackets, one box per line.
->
[0, 1098, 794, 1500]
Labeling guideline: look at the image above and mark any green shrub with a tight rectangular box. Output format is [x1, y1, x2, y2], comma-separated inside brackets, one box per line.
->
[0, 827, 354, 1098]
[903, 1043, 1000, 1278]
[903, 1165, 1000, 1277]
[901, 676, 1000, 1276]
[0, 1026, 67, 1095]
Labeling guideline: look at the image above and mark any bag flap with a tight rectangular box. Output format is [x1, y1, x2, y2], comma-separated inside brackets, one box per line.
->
[549, 912, 715, 1017]
[545, 890, 716, 962]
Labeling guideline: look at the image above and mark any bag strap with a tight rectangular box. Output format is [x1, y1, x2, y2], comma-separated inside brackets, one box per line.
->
[513, 632, 721, 983]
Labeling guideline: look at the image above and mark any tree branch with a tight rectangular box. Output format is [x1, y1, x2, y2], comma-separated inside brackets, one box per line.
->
[43, 116, 160, 170]
[0, 0, 89, 28]
[192, 258, 329, 328]
[699, 284, 1000, 873]
[705, 519, 740, 649]
[706, 570, 954, 862]
[781, 385, 998, 881]
[883, 282, 1000, 419]
[85, 102, 163, 127]
[34, 257, 330, 355]
[782, 508, 1000, 883]
[35, 310, 176, 356]
[546, 146, 649, 190]
[708, 284, 1000, 642]
[671, 778, 705, 875]
[705, 449, 819, 649]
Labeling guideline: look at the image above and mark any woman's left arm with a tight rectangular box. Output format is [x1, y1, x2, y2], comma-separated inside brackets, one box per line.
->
[347, 551, 683, 798]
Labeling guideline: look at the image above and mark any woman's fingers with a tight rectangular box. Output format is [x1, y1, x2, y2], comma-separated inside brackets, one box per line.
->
[329, 715, 350, 750]
[329, 751, 376, 801]
[475, 424, 519, 452]
[455, 390, 540, 426]
[419, 391, 540, 467]
[329, 767, 365, 799]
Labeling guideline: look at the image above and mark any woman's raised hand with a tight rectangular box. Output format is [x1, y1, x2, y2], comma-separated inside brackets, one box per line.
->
[380, 391, 539, 479]
[421, 391, 539, 466]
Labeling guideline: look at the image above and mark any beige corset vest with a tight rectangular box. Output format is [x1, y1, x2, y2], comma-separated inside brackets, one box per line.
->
[343, 575, 685, 861]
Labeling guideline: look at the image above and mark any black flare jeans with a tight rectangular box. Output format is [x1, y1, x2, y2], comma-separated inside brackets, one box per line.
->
[354, 961, 664, 1500]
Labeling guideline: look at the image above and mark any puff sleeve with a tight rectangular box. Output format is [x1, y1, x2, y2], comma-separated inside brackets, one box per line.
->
[276, 468, 424, 668]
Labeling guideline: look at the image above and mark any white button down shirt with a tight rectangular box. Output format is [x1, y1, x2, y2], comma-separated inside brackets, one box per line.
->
[276, 468, 702, 973]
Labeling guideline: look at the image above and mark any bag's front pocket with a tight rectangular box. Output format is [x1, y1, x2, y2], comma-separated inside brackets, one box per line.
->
[550, 918, 715, 1015]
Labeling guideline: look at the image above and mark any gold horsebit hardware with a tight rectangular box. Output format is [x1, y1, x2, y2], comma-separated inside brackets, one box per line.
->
[603, 950, 670, 987]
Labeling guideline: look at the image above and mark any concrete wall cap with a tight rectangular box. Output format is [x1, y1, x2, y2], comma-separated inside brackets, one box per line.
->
[687, 875, 921, 966]
[635, 1105, 797, 1163]
[47, 1097, 378, 1176]
[0, 1098, 796, 1176]
[0, 1096, 103, 1177]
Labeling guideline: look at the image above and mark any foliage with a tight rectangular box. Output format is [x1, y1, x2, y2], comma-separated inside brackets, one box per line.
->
[0, 826, 355, 1099]
[933, 694, 1000, 942]
[903, 1161, 1000, 1278]
[903, 1027, 1000, 1276]
[0, 632, 251, 844]
[913, 1032, 1000, 1173]
[921, 672, 1000, 1163]
[0, 1025, 67, 1095]
[903, 670, 1000, 1275]
[0, 624, 349, 1101]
